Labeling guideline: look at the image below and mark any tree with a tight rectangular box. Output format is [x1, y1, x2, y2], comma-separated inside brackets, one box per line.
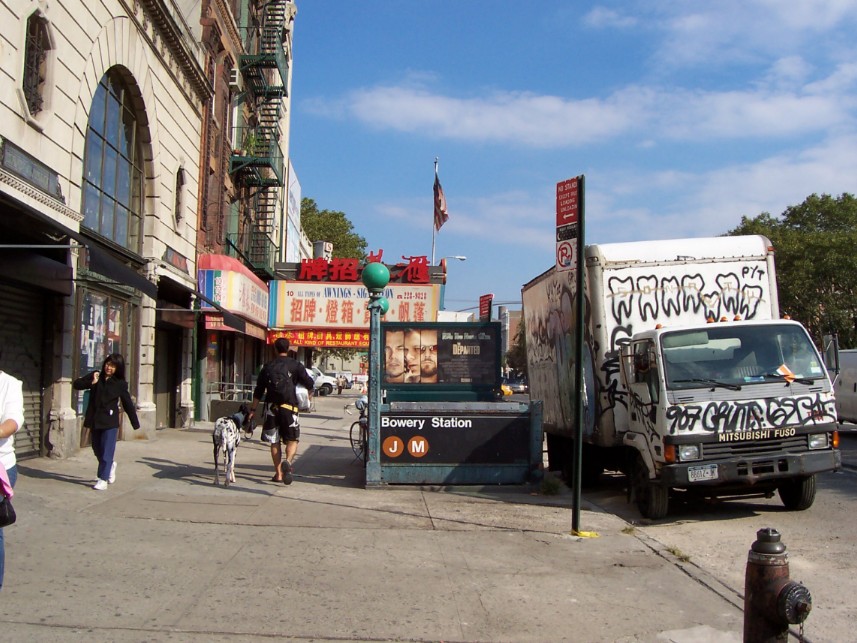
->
[726, 193, 857, 348]
[505, 315, 528, 377]
[300, 198, 368, 364]
[300, 197, 368, 259]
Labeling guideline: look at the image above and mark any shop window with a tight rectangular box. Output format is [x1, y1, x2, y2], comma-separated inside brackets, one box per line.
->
[76, 290, 134, 414]
[81, 69, 144, 252]
[23, 12, 51, 116]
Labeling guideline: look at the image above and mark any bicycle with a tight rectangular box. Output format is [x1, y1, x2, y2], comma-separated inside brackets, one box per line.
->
[344, 395, 369, 461]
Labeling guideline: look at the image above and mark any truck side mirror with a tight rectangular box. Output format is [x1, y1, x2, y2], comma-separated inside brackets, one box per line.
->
[823, 333, 840, 377]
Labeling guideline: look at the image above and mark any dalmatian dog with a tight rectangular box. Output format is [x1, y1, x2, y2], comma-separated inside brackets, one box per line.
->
[213, 404, 252, 487]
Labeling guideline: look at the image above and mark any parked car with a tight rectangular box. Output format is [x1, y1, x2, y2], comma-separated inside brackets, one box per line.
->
[310, 367, 337, 396]
[501, 377, 527, 394]
[507, 378, 528, 394]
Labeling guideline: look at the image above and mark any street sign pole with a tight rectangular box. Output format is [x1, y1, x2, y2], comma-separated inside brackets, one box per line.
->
[572, 175, 586, 536]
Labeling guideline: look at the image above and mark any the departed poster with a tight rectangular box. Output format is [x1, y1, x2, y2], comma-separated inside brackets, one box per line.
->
[382, 323, 498, 385]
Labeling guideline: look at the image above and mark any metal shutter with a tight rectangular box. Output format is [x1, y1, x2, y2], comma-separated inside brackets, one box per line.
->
[0, 282, 46, 459]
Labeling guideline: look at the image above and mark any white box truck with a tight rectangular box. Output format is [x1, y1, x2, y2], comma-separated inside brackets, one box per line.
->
[522, 235, 841, 518]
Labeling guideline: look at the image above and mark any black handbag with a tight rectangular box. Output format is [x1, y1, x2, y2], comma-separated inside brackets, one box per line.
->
[0, 495, 16, 528]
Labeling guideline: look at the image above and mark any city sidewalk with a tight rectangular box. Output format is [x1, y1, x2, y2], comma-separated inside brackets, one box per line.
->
[1, 392, 744, 642]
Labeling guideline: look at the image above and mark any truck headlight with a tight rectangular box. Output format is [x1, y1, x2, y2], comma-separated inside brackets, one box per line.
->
[808, 433, 829, 449]
[678, 444, 701, 461]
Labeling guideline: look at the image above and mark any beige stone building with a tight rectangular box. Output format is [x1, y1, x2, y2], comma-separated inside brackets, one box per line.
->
[0, 0, 298, 458]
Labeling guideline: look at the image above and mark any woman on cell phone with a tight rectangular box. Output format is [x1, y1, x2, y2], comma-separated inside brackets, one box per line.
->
[73, 353, 140, 491]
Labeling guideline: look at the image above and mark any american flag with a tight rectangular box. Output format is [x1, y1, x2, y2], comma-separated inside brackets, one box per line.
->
[433, 175, 449, 231]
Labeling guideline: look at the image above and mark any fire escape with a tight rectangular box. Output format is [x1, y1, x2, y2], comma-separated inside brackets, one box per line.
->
[229, 0, 290, 278]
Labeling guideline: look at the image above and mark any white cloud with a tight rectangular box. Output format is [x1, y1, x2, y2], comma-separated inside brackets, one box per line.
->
[583, 7, 638, 29]
[338, 85, 648, 148]
[304, 69, 854, 148]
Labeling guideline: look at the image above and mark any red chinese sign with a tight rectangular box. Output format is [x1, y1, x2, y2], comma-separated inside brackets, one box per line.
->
[296, 254, 432, 284]
[267, 329, 370, 348]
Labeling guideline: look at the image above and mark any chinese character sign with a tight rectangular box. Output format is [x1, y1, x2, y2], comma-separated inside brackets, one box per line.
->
[268, 281, 441, 329]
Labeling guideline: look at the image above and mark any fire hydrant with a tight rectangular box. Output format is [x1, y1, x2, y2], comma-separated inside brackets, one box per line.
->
[744, 527, 812, 642]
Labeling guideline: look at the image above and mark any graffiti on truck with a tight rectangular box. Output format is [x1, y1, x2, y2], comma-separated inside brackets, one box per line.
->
[606, 270, 766, 327]
[664, 393, 836, 435]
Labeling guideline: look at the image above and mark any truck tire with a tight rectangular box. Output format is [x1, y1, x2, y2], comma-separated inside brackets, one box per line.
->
[632, 455, 669, 520]
[319, 383, 333, 396]
[778, 475, 816, 511]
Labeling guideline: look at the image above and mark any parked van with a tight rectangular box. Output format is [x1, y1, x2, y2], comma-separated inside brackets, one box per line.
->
[836, 350, 857, 428]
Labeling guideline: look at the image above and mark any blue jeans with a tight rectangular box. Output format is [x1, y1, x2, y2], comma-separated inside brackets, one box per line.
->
[0, 464, 18, 590]
[91, 427, 119, 481]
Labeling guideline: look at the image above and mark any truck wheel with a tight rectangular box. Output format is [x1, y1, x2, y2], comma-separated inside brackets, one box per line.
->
[778, 475, 816, 511]
[632, 455, 669, 520]
[320, 383, 333, 396]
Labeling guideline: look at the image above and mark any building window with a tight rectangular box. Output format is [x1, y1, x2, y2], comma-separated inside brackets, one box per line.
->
[81, 69, 144, 252]
[174, 167, 185, 225]
[23, 12, 50, 116]
[75, 290, 134, 414]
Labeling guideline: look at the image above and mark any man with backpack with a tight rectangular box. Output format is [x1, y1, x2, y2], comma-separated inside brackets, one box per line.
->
[249, 338, 315, 484]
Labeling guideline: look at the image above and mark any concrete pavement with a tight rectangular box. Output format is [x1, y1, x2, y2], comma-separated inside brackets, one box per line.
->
[3, 392, 750, 642]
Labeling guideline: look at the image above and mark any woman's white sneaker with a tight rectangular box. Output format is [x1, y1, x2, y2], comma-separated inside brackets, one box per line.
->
[108, 462, 117, 484]
[93, 479, 108, 491]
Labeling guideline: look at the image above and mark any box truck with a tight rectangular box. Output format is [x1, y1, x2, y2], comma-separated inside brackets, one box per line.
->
[522, 235, 841, 518]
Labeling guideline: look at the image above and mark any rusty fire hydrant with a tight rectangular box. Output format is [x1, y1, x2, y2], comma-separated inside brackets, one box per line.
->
[744, 527, 812, 642]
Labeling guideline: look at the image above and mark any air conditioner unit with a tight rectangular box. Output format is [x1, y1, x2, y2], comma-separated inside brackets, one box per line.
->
[228, 68, 243, 93]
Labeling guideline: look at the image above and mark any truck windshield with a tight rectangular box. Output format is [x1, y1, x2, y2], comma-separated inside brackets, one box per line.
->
[661, 324, 825, 391]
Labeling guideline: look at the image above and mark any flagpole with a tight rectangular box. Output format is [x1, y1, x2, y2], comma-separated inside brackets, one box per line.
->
[431, 157, 438, 265]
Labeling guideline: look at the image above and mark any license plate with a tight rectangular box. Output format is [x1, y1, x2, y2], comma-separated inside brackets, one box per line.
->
[688, 463, 719, 482]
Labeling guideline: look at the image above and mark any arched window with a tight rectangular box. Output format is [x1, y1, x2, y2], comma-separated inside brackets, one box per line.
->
[81, 70, 144, 252]
[23, 12, 51, 116]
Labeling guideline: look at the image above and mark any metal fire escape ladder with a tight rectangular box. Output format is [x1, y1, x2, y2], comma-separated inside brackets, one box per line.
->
[229, 0, 290, 276]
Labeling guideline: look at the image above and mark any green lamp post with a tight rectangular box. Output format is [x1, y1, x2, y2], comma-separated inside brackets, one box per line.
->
[361, 262, 390, 485]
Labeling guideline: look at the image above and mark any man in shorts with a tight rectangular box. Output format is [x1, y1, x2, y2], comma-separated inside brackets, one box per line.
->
[249, 338, 315, 484]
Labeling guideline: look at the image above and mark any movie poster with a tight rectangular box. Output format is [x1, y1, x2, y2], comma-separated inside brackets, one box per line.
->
[381, 322, 499, 385]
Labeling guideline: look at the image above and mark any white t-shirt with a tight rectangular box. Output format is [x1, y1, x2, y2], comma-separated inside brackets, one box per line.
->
[0, 371, 25, 471]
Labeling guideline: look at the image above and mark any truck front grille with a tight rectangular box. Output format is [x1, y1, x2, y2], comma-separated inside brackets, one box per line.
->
[701, 435, 809, 461]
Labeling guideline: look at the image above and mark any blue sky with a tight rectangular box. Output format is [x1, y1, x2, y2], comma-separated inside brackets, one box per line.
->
[288, 1, 857, 313]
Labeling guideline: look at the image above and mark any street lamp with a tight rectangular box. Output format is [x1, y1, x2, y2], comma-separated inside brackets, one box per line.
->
[442, 255, 467, 263]
[361, 262, 390, 486]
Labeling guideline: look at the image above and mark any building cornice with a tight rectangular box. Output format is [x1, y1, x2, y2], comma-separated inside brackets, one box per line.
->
[122, 0, 213, 106]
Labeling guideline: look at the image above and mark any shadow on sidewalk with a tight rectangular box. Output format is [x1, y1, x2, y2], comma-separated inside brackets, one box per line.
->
[15, 465, 93, 488]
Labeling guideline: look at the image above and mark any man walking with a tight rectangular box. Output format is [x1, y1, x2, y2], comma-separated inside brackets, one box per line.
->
[249, 338, 315, 484]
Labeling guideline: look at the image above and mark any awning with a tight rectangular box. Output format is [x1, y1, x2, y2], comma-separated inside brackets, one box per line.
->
[0, 251, 73, 295]
[85, 245, 158, 299]
[205, 314, 262, 339]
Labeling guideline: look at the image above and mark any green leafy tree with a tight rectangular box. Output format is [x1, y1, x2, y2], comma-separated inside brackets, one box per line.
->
[727, 193, 857, 348]
[300, 198, 368, 365]
[300, 197, 368, 259]
[505, 316, 528, 377]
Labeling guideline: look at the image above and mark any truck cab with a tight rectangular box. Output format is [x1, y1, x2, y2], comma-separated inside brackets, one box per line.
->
[621, 318, 840, 518]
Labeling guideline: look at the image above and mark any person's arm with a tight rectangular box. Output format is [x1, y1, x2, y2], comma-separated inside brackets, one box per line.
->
[119, 384, 141, 430]
[72, 371, 98, 390]
[0, 377, 24, 440]
[249, 367, 268, 419]
[298, 367, 315, 395]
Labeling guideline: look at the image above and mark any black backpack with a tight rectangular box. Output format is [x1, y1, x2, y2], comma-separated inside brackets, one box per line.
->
[266, 358, 296, 403]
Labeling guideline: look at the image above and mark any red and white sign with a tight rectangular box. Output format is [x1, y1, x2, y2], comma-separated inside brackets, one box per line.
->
[556, 240, 576, 271]
[479, 293, 494, 321]
[556, 177, 579, 226]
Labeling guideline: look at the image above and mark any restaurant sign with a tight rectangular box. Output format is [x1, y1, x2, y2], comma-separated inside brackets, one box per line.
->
[268, 280, 441, 329]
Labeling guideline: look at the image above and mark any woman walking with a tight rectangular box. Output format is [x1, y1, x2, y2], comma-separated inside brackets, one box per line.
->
[73, 353, 140, 490]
